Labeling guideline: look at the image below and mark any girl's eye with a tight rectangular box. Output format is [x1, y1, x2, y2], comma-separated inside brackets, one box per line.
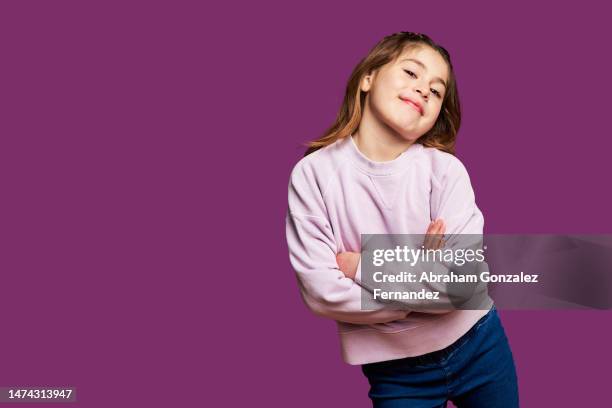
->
[431, 89, 441, 98]
[403, 69, 416, 78]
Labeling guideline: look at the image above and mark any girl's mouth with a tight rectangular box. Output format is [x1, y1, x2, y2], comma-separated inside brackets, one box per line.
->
[399, 97, 423, 115]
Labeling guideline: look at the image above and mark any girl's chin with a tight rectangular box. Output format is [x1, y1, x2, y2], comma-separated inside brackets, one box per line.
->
[391, 124, 420, 138]
[390, 132, 418, 143]
[393, 118, 421, 131]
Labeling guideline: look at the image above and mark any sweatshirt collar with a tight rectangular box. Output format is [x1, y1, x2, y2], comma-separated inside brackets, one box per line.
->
[342, 134, 423, 176]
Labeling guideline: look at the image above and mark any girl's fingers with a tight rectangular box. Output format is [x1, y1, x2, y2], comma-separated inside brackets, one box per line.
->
[438, 221, 446, 239]
[429, 220, 447, 250]
[436, 221, 446, 249]
[436, 236, 446, 249]
[424, 220, 438, 248]
[424, 219, 444, 249]
[423, 221, 433, 248]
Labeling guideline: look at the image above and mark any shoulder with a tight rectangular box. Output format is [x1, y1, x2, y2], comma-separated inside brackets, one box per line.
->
[419, 145, 471, 186]
[288, 138, 349, 189]
[287, 139, 349, 217]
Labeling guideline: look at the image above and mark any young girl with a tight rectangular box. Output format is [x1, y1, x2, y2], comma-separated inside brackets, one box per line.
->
[285, 32, 518, 407]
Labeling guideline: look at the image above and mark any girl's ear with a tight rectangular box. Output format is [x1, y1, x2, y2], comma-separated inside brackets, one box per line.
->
[360, 73, 374, 92]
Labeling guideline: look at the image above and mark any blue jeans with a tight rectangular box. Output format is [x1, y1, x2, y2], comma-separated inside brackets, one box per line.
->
[361, 306, 518, 407]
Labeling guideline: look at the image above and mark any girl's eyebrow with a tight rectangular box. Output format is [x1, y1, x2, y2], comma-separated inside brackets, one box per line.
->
[400, 58, 447, 89]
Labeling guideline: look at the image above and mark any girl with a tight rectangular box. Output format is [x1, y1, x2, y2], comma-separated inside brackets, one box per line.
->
[285, 32, 518, 407]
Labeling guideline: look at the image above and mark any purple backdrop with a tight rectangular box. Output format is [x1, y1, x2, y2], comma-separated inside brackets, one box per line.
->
[1, 1, 610, 407]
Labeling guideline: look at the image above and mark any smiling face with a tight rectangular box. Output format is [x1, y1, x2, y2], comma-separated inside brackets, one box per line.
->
[360, 45, 449, 142]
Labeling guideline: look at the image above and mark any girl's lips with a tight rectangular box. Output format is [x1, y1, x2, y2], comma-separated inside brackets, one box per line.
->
[400, 97, 423, 115]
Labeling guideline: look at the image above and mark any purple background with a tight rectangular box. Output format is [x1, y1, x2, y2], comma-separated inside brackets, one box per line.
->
[1, 1, 610, 407]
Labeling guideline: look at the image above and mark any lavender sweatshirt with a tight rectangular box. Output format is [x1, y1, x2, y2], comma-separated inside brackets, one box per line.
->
[285, 135, 493, 365]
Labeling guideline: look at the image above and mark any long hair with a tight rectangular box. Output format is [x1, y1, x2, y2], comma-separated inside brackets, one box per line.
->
[304, 32, 461, 156]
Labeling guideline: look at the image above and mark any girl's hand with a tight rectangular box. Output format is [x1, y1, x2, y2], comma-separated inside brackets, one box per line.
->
[421, 218, 456, 314]
[423, 219, 446, 249]
[336, 219, 446, 281]
[336, 251, 360, 280]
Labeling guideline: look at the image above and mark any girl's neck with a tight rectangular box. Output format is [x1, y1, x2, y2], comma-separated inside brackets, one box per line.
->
[352, 118, 415, 162]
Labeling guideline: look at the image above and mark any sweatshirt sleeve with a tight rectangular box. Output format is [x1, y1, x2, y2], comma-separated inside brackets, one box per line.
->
[430, 157, 484, 238]
[428, 156, 489, 308]
[285, 162, 408, 325]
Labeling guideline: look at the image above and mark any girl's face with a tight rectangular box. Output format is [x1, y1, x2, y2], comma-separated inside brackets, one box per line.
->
[360, 45, 449, 142]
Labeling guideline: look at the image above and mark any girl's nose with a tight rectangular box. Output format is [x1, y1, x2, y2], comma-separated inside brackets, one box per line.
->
[416, 88, 428, 100]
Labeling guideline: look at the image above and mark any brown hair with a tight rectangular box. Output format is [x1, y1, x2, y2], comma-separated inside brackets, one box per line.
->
[304, 32, 461, 156]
